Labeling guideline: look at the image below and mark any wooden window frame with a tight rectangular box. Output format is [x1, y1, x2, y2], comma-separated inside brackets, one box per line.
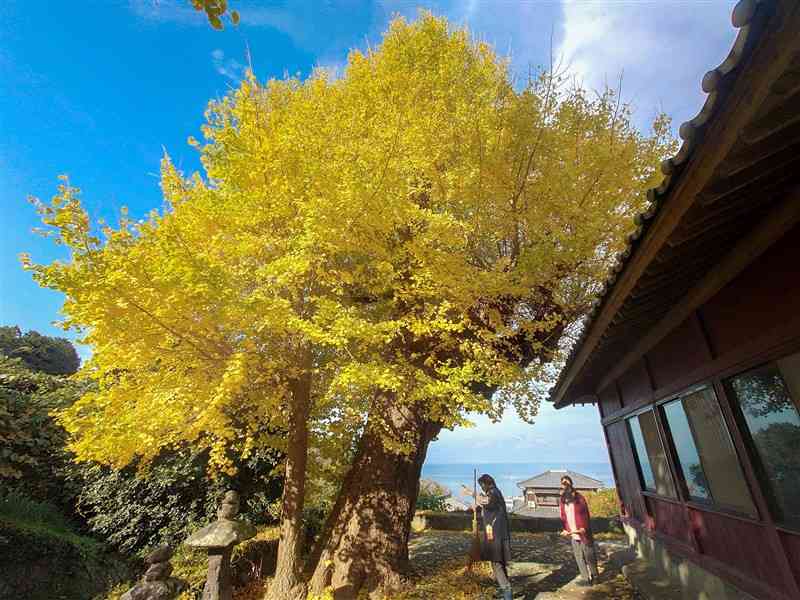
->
[721, 355, 800, 533]
[656, 385, 760, 520]
[609, 338, 800, 599]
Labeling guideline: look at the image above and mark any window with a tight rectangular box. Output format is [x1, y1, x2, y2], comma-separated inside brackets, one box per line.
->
[628, 410, 676, 498]
[726, 352, 800, 530]
[661, 387, 756, 516]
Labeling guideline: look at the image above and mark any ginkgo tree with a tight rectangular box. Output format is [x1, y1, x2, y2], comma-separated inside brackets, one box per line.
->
[24, 13, 675, 600]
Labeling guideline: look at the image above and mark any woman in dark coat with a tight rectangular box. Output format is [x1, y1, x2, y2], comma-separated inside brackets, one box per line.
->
[465, 474, 513, 600]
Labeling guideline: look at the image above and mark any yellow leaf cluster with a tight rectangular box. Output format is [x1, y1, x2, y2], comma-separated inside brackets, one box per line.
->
[24, 12, 675, 472]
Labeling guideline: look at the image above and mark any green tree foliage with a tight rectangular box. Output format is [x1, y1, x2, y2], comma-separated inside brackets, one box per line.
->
[67, 445, 283, 555]
[0, 340, 284, 557]
[189, 0, 239, 29]
[584, 488, 620, 518]
[0, 325, 80, 375]
[416, 479, 450, 511]
[0, 355, 81, 497]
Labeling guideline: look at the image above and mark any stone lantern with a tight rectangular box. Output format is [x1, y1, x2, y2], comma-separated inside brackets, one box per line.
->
[121, 545, 185, 600]
[185, 491, 257, 600]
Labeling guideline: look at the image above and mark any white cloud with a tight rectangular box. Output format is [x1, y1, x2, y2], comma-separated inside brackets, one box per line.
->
[128, 0, 206, 26]
[210, 49, 246, 81]
[555, 0, 738, 130]
[428, 400, 606, 463]
[313, 55, 349, 81]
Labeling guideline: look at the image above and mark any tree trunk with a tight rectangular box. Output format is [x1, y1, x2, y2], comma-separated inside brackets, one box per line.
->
[306, 399, 441, 600]
[265, 365, 312, 600]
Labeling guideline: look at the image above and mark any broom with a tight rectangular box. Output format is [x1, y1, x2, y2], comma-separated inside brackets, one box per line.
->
[466, 468, 481, 571]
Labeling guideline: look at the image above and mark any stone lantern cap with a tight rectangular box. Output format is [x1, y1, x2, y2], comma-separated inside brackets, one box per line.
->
[185, 491, 256, 550]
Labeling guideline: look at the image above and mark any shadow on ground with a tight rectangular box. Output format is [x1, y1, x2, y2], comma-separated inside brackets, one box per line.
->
[407, 531, 638, 600]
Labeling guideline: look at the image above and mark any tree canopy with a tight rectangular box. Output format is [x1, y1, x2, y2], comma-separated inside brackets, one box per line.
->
[24, 12, 674, 480]
[0, 326, 80, 375]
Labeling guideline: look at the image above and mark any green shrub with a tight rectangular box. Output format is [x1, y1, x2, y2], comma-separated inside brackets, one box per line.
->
[170, 545, 210, 598]
[96, 581, 135, 600]
[0, 325, 80, 375]
[0, 488, 75, 533]
[66, 445, 284, 556]
[1, 347, 285, 558]
[0, 491, 133, 600]
[584, 488, 620, 518]
[0, 356, 83, 502]
[416, 479, 450, 512]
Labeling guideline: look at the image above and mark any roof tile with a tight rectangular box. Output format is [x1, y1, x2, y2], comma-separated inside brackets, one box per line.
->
[551, 0, 770, 406]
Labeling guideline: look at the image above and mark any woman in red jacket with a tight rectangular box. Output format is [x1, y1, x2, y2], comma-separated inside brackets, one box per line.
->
[559, 475, 599, 586]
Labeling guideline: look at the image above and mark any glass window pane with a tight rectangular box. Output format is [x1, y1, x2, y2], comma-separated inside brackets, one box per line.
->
[629, 411, 676, 498]
[629, 416, 656, 491]
[682, 389, 756, 516]
[663, 399, 711, 501]
[662, 388, 755, 515]
[639, 410, 677, 498]
[727, 354, 800, 530]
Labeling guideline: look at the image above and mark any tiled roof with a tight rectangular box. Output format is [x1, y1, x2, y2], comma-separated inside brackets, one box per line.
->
[551, 0, 773, 407]
[516, 469, 604, 490]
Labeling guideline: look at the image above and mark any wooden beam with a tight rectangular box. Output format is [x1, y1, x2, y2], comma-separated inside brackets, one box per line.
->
[552, 5, 800, 407]
[717, 120, 800, 179]
[634, 255, 715, 296]
[595, 186, 800, 393]
[702, 147, 800, 200]
[669, 196, 774, 246]
[655, 224, 740, 264]
[685, 189, 771, 232]
[741, 92, 800, 144]
[700, 166, 798, 207]
[615, 291, 688, 324]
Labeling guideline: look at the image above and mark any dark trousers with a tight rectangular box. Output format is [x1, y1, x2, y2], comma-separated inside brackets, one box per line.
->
[492, 561, 511, 591]
[570, 538, 599, 582]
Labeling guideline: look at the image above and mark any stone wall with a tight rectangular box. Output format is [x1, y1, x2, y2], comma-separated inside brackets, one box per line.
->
[411, 511, 615, 534]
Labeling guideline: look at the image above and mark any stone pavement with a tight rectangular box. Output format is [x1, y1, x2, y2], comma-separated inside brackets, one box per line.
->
[407, 531, 641, 600]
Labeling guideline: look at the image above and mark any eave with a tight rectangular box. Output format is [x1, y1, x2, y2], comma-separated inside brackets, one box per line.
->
[551, 0, 800, 408]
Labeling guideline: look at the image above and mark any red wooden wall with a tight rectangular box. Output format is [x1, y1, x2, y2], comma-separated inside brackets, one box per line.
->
[700, 228, 800, 357]
[600, 224, 800, 599]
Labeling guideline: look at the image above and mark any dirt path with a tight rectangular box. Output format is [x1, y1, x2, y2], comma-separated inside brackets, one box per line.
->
[404, 531, 639, 600]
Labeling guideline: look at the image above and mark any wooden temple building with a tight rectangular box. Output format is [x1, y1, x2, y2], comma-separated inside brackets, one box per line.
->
[550, 1, 800, 598]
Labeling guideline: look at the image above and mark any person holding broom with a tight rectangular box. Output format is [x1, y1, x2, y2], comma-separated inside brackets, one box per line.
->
[462, 474, 513, 600]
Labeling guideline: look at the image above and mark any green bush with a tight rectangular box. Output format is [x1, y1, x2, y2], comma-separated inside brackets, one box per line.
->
[584, 488, 620, 518]
[0, 491, 133, 600]
[0, 489, 86, 544]
[0, 325, 80, 375]
[67, 445, 284, 556]
[0, 356, 83, 503]
[416, 480, 450, 512]
[1, 343, 285, 558]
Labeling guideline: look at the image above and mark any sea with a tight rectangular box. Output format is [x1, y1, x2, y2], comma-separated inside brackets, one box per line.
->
[420, 461, 614, 501]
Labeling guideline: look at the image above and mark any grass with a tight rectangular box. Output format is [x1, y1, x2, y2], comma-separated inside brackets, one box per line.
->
[1, 490, 135, 600]
[0, 489, 103, 555]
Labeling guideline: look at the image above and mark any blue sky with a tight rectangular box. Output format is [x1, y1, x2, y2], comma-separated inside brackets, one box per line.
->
[1, 0, 738, 464]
